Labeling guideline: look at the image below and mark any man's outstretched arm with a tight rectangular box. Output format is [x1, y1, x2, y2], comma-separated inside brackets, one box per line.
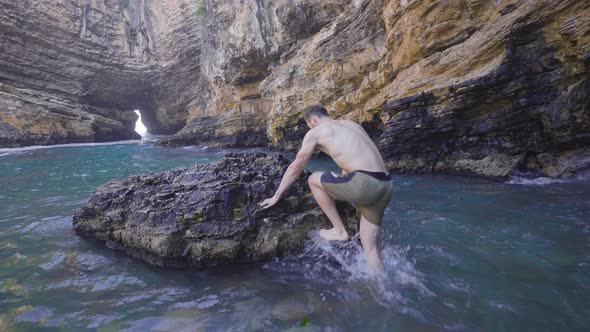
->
[259, 130, 317, 209]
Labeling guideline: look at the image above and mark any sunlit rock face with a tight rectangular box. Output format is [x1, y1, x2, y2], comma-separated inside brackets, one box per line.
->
[260, 0, 590, 178]
[1, 0, 588, 178]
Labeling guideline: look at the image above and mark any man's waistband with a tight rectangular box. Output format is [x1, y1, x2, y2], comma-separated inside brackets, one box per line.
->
[352, 170, 391, 181]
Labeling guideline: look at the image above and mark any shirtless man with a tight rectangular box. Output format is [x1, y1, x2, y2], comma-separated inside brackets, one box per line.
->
[259, 105, 393, 271]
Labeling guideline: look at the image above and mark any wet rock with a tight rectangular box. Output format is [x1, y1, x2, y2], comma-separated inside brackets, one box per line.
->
[73, 153, 355, 267]
[155, 114, 268, 148]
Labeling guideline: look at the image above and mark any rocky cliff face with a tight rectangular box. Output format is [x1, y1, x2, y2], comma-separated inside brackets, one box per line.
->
[259, 0, 590, 178]
[1, 0, 588, 178]
[0, 0, 201, 146]
[0, 0, 349, 148]
[155, 0, 351, 147]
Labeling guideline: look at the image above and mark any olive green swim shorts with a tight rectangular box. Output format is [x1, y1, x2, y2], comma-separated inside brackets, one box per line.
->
[320, 170, 393, 226]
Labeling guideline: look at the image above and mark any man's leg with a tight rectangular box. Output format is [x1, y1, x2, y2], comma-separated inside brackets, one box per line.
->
[359, 215, 384, 272]
[308, 172, 349, 241]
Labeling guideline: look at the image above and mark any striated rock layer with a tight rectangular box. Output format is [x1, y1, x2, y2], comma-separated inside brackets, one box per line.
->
[259, 0, 590, 178]
[155, 0, 351, 148]
[1, 0, 588, 178]
[0, 0, 349, 148]
[73, 153, 356, 267]
[0, 0, 202, 146]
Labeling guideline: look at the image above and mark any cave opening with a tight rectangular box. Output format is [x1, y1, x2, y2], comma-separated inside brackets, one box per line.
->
[134, 110, 148, 137]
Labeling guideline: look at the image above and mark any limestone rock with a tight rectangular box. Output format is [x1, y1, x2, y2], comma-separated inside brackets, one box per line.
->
[158, 0, 350, 147]
[0, 83, 141, 146]
[73, 153, 355, 267]
[2, 0, 588, 178]
[0, 0, 349, 148]
[260, 0, 590, 178]
[0, 0, 201, 147]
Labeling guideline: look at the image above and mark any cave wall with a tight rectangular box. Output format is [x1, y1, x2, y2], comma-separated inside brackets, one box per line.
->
[160, 0, 589, 178]
[0, 0, 349, 147]
[156, 0, 351, 147]
[0, 0, 199, 146]
[1, 0, 588, 178]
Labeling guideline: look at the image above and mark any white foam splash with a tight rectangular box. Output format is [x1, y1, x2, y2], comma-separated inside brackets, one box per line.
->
[264, 231, 433, 317]
[307, 233, 432, 293]
[507, 170, 590, 186]
[181, 145, 209, 151]
[507, 176, 567, 185]
[140, 133, 170, 142]
[0, 140, 141, 156]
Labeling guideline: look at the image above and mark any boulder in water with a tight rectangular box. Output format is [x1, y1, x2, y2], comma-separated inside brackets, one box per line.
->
[73, 153, 356, 267]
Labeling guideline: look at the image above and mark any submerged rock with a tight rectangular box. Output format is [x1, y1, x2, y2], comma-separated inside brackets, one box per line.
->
[73, 153, 355, 267]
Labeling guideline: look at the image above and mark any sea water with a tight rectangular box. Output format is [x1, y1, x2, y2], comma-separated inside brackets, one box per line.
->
[0, 141, 589, 331]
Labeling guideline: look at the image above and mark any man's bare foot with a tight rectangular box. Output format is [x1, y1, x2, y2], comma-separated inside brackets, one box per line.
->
[319, 228, 350, 241]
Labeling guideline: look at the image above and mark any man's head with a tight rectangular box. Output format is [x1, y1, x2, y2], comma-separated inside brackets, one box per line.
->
[304, 105, 329, 128]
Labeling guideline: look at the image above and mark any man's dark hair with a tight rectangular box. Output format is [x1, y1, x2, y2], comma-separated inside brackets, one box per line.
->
[304, 105, 329, 120]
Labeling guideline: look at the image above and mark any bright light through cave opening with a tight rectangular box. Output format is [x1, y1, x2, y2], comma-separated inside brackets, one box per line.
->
[134, 110, 147, 137]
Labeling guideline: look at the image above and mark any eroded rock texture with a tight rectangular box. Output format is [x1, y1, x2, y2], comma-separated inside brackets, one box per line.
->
[260, 0, 590, 178]
[0, 0, 349, 148]
[0, 0, 201, 146]
[155, 0, 350, 147]
[73, 153, 356, 267]
[2, 0, 588, 178]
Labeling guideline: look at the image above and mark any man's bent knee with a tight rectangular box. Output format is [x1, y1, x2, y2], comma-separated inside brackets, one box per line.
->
[308, 171, 324, 188]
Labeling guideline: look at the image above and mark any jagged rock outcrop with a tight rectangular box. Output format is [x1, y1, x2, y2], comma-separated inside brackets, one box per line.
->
[132, 0, 590, 178]
[72, 153, 356, 267]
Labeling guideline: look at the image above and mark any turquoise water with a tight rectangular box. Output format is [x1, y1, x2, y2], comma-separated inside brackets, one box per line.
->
[1, 141, 589, 331]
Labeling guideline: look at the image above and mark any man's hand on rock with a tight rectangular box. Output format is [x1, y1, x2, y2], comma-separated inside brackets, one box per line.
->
[258, 195, 280, 209]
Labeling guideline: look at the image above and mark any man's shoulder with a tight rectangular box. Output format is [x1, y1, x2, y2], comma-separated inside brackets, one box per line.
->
[303, 126, 322, 143]
[337, 119, 362, 128]
[332, 120, 365, 135]
[308, 123, 333, 136]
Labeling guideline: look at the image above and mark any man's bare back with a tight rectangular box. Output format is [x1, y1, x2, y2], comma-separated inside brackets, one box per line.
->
[308, 119, 388, 174]
[259, 105, 392, 272]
